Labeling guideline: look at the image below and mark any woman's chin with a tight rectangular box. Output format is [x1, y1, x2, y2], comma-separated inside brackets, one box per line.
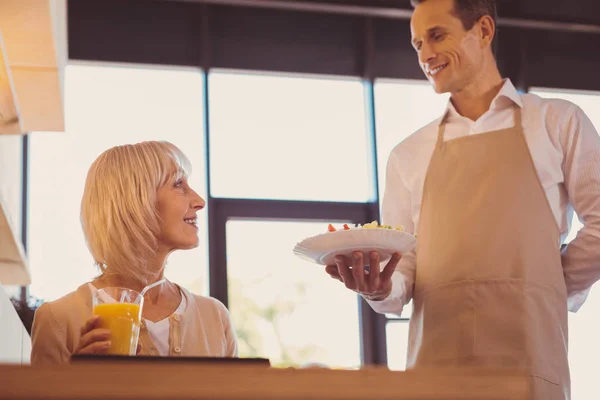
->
[177, 239, 200, 251]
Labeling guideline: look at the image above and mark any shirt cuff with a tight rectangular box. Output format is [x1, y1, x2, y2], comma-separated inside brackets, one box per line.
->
[568, 288, 591, 312]
[364, 271, 407, 316]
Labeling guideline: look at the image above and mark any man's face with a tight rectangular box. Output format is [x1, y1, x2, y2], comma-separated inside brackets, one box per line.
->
[410, 0, 485, 94]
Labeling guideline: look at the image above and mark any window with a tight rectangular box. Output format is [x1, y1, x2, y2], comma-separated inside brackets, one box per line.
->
[386, 320, 410, 371]
[374, 79, 449, 202]
[209, 70, 373, 203]
[28, 63, 208, 301]
[225, 220, 362, 368]
[530, 88, 600, 400]
[374, 79, 448, 369]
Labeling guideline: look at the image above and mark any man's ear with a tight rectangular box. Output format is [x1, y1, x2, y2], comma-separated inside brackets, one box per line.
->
[478, 15, 496, 48]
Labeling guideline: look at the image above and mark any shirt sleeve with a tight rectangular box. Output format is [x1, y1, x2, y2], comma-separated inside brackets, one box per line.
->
[214, 300, 239, 357]
[364, 150, 417, 317]
[559, 104, 600, 312]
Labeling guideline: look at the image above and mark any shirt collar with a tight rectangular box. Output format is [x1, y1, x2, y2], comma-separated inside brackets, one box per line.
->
[442, 78, 523, 122]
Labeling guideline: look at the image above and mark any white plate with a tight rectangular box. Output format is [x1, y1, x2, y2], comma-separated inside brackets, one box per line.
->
[293, 228, 416, 266]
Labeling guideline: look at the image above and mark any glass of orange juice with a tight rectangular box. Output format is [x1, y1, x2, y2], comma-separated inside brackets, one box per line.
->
[92, 287, 144, 356]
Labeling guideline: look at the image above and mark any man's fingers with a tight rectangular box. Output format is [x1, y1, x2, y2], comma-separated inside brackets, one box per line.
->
[325, 264, 338, 276]
[335, 256, 356, 289]
[381, 252, 402, 281]
[351, 252, 366, 291]
[325, 265, 342, 281]
[328, 251, 400, 295]
[368, 251, 381, 279]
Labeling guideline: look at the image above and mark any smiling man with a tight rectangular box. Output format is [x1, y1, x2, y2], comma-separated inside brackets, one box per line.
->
[325, 1, 600, 399]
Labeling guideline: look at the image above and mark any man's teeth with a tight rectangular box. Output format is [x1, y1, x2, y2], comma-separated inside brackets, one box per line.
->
[429, 64, 447, 75]
[184, 219, 197, 225]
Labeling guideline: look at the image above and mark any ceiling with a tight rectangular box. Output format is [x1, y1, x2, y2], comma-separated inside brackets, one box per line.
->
[290, 0, 600, 27]
[69, 0, 600, 91]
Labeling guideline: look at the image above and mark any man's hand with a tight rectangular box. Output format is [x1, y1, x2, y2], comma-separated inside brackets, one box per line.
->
[325, 251, 401, 301]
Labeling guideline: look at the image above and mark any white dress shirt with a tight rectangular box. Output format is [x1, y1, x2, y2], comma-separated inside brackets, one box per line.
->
[368, 79, 600, 315]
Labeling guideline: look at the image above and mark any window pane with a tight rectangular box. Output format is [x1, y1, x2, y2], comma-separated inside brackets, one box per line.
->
[374, 79, 448, 202]
[529, 88, 600, 400]
[567, 283, 600, 400]
[29, 63, 208, 301]
[386, 320, 409, 371]
[209, 70, 373, 202]
[226, 220, 361, 368]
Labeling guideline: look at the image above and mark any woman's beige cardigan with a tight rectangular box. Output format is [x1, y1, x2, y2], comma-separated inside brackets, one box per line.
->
[31, 283, 238, 364]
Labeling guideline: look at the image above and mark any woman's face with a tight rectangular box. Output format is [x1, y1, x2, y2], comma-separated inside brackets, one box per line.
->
[155, 175, 205, 253]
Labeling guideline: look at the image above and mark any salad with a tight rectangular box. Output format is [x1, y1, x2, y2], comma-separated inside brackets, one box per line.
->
[327, 220, 405, 232]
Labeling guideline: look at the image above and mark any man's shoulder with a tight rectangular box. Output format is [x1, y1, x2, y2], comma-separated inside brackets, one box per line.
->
[522, 92, 581, 118]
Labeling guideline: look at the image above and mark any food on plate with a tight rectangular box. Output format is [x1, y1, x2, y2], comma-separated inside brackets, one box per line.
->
[326, 221, 405, 232]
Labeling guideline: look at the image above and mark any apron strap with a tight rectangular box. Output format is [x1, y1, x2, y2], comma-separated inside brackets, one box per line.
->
[513, 105, 523, 130]
[436, 111, 450, 149]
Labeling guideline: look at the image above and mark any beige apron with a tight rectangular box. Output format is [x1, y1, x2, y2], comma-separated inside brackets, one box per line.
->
[408, 106, 570, 399]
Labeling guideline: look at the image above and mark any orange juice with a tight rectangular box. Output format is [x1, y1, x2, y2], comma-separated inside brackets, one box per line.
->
[93, 303, 141, 355]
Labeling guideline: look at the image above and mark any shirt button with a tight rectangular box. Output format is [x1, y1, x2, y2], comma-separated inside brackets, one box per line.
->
[174, 347, 181, 353]
[173, 315, 180, 322]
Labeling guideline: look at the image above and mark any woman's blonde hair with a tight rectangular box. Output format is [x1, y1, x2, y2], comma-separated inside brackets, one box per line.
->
[81, 141, 192, 285]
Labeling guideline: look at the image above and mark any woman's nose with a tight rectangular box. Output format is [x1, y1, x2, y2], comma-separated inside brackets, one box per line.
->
[191, 190, 206, 210]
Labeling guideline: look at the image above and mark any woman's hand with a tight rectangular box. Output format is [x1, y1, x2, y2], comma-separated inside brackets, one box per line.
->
[74, 315, 111, 355]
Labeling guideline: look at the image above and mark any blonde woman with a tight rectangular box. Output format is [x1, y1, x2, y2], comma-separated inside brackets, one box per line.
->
[31, 141, 238, 364]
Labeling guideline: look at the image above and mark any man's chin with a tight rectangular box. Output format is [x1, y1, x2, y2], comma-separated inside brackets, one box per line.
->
[431, 82, 450, 94]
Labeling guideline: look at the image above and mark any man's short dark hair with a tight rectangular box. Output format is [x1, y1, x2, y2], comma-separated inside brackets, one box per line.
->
[410, 0, 497, 33]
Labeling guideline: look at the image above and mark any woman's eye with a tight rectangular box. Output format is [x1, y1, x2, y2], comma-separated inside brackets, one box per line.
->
[174, 180, 183, 188]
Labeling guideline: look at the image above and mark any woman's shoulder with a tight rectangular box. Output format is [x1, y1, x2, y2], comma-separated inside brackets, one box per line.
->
[34, 284, 92, 329]
[42, 283, 92, 312]
[179, 287, 230, 319]
[31, 283, 92, 357]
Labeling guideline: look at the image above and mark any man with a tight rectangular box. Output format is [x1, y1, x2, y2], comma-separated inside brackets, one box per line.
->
[325, 0, 600, 399]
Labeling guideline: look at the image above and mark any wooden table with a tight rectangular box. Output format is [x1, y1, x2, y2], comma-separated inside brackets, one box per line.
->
[0, 360, 530, 400]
